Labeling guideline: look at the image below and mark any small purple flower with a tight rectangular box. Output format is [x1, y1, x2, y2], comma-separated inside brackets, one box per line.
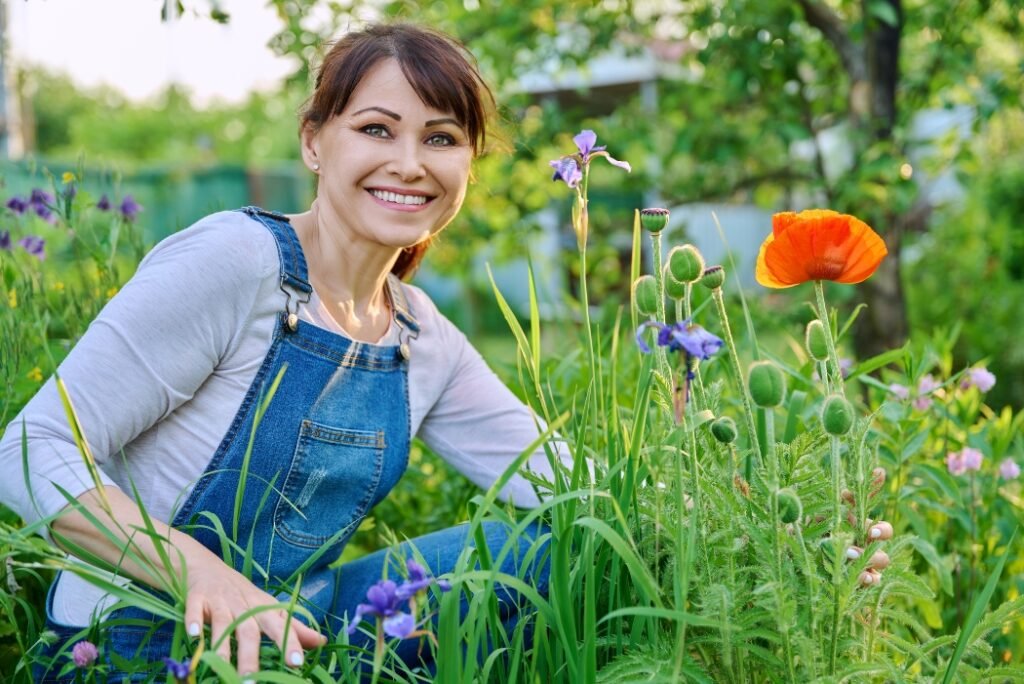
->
[119, 195, 143, 221]
[30, 188, 54, 206]
[97, 194, 111, 211]
[396, 558, 452, 600]
[913, 374, 940, 411]
[18, 235, 45, 261]
[888, 383, 910, 400]
[636, 320, 724, 361]
[72, 640, 98, 668]
[999, 459, 1021, 480]
[946, 447, 983, 476]
[550, 157, 583, 188]
[163, 656, 191, 681]
[347, 579, 415, 638]
[0, 230, 10, 251]
[964, 367, 996, 393]
[549, 129, 631, 188]
[63, 184, 77, 201]
[6, 196, 28, 214]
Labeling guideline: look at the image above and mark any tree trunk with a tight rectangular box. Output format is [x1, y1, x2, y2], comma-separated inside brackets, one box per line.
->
[853, 228, 908, 358]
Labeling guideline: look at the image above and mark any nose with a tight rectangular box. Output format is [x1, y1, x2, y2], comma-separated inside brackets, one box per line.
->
[386, 138, 426, 181]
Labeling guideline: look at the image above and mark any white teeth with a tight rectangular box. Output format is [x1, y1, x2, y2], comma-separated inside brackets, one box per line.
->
[369, 190, 428, 206]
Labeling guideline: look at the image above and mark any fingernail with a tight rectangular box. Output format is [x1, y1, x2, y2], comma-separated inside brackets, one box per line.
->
[846, 547, 861, 560]
[289, 651, 303, 667]
[243, 679, 255, 684]
[870, 527, 881, 539]
[188, 622, 200, 637]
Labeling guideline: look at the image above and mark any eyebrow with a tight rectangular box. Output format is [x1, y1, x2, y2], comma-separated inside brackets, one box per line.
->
[352, 107, 461, 129]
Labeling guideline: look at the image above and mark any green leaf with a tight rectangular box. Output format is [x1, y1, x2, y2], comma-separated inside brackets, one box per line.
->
[908, 536, 953, 596]
[868, 1, 900, 27]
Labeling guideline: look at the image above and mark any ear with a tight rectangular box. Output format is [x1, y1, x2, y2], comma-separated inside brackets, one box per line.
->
[300, 122, 320, 172]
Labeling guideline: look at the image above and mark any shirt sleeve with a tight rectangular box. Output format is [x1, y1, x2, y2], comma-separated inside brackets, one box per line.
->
[416, 314, 572, 509]
[0, 212, 274, 535]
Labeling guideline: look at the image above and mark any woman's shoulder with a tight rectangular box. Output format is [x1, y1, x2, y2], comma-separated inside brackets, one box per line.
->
[140, 209, 279, 283]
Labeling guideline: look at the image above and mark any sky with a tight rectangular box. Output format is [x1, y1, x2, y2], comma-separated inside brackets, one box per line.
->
[7, 0, 297, 105]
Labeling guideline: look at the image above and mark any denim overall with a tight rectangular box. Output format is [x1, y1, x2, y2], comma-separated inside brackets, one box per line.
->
[33, 207, 549, 683]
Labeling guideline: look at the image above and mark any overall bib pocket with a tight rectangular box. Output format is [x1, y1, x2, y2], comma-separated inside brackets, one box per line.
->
[274, 419, 385, 548]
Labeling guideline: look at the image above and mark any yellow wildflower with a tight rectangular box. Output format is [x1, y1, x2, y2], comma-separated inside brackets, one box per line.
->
[62, 171, 76, 183]
[7, 289, 15, 308]
[27, 367, 43, 383]
[106, 286, 119, 299]
[53, 281, 65, 293]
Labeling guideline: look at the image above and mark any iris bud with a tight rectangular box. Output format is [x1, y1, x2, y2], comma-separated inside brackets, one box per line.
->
[667, 245, 705, 284]
[632, 275, 659, 316]
[710, 416, 738, 444]
[700, 265, 725, 290]
[663, 265, 687, 300]
[777, 489, 802, 524]
[639, 207, 670, 234]
[821, 395, 855, 435]
[748, 361, 786, 407]
[805, 320, 829, 361]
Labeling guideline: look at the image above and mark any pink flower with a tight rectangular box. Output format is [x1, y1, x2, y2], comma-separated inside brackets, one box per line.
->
[888, 383, 910, 400]
[964, 367, 996, 393]
[999, 459, 1021, 480]
[72, 640, 98, 667]
[946, 448, 984, 476]
[913, 374, 939, 411]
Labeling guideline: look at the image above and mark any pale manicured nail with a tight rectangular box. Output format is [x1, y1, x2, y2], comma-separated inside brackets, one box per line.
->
[846, 547, 861, 560]
[870, 527, 882, 539]
[243, 679, 255, 684]
[289, 651, 303, 667]
[188, 622, 200, 637]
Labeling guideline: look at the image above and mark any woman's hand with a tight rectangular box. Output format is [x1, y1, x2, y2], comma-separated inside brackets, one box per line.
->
[185, 556, 327, 677]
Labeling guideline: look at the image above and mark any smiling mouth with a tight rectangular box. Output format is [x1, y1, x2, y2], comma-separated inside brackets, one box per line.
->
[367, 189, 433, 206]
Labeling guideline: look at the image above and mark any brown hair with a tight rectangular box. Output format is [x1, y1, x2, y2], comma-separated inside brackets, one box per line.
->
[301, 23, 496, 281]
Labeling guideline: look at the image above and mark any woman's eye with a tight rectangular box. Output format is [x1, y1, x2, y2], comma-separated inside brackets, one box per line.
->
[362, 124, 391, 139]
[426, 132, 456, 147]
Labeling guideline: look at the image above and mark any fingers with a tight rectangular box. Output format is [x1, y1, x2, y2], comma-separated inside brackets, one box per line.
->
[867, 521, 893, 541]
[257, 609, 312, 669]
[235, 617, 261, 682]
[210, 605, 234, 665]
[185, 592, 204, 640]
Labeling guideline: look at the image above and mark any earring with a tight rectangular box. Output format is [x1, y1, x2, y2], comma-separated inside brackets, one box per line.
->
[312, 163, 320, 172]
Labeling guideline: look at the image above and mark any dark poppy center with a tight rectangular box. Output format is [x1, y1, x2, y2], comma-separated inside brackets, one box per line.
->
[807, 255, 845, 280]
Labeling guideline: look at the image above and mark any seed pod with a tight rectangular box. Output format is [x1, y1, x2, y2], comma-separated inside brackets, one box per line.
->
[805, 320, 829, 361]
[822, 395, 855, 435]
[663, 265, 687, 300]
[733, 474, 751, 497]
[632, 275, 659, 316]
[639, 207, 670, 234]
[748, 360, 786, 407]
[777, 488, 802, 524]
[700, 265, 725, 290]
[710, 416, 738, 444]
[667, 244, 705, 284]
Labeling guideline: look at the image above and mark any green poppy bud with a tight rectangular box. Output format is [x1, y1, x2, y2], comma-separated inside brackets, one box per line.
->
[663, 265, 687, 300]
[777, 488, 802, 524]
[639, 207, 670, 234]
[748, 361, 786, 407]
[667, 245, 705, 284]
[632, 275, 659, 316]
[821, 395, 855, 435]
[710, 416, 738, 444]
[700, 265, 725, 290]
[805, 320, 829, 362]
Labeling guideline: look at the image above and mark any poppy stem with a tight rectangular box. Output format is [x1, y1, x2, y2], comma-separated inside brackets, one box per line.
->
[710, 288, 761, 474]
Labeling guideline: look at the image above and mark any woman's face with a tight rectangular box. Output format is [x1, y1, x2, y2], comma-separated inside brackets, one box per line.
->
[302, 58, 473, 253]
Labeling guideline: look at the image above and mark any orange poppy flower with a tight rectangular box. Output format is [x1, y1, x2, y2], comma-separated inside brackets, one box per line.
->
[755, 209, 888, 288]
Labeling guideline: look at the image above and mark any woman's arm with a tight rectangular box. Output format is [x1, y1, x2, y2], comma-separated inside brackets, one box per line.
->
[53, 486, 325, 675]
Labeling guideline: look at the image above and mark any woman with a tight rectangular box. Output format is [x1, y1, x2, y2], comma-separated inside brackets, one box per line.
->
[1, 23, 564, 681]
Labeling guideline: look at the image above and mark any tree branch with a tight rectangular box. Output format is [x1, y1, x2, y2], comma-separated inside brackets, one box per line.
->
[796, 0, 866, 82]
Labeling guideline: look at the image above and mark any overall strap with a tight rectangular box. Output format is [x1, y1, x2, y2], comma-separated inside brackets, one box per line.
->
[238, 206, 312, 296]
[386, 273, 420, 336]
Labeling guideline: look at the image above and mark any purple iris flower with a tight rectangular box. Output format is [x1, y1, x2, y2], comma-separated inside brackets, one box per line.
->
[30, 188, 54, 206]
[162, 657, 191, 681]
[119, 195, 142, 221]
[97, 194, 111, 211]
[0, 230, 10, 251]
[347, 579, 415, 639]
[6, 197, 28, 214]
[63, 184, 77, 201]
[396, 558, 452, 600]
[636, 320, 724, 360]
[18, 235, 45, 261]
[550, 129, 631, 188]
